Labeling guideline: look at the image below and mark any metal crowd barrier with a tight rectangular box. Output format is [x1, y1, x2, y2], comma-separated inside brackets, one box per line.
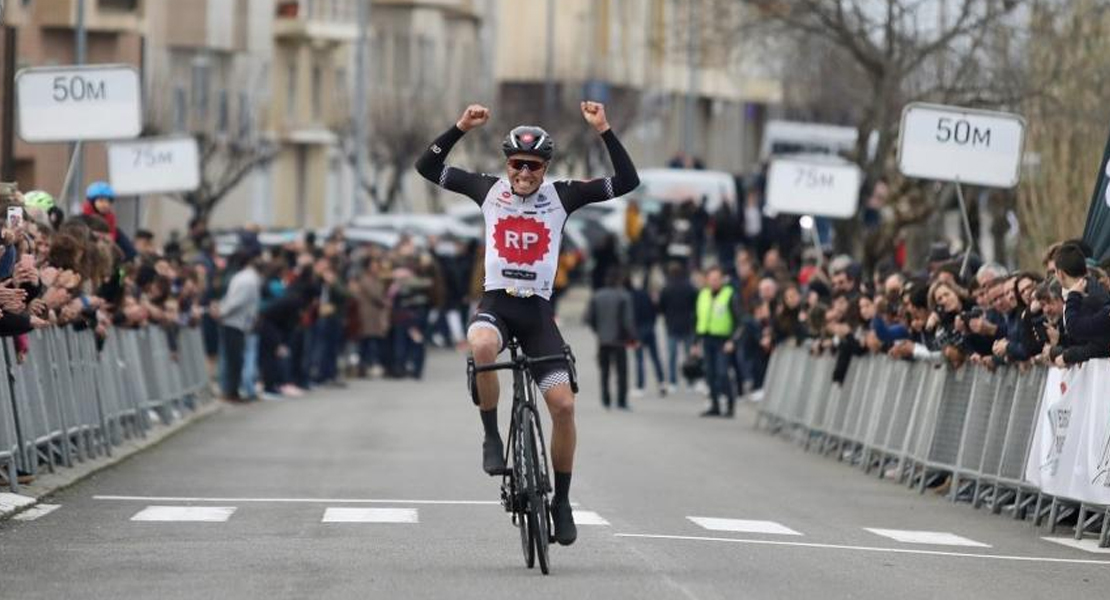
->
[757, 343, 1109, 547]
[0, 326, 211, 493]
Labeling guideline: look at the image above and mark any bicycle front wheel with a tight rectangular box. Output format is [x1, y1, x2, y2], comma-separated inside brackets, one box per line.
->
[523, 410, 550, 575]
[515, 411, 536, 569]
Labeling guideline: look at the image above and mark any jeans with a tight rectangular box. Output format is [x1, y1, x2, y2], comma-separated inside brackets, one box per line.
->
[218, 325, 246, 399]
[359, 336, 387, 369]
[702, 336, 735, 410]
[666, 332, 693, 385]
[239, 332, 259, 399]
[258, 321, 286, 393]
[392, 310, 428, 378]
[290, 327, 311, 388]
[311, 315, 343, 383]
[634, 325, 664, 390]
[597, 345, 629, 408]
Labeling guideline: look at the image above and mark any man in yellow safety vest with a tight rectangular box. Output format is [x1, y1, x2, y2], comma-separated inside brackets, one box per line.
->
[694, 265, 744, 417]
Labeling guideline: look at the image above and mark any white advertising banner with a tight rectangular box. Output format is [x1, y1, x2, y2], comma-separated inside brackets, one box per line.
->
[1024, 360, 1110, 505]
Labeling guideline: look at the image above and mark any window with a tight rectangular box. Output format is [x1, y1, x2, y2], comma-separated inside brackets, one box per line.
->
[285, 54, 298, 121]
[416, 35, 434, 90]
[238, 91, 252, 138]
[393, 33, 410, 89]
[98, 0, 140, 12]
[311, 63, 323, 121]
[218, 90, 229, 133]
[173, 87, 187, 131]
[191, 56, 210, 122]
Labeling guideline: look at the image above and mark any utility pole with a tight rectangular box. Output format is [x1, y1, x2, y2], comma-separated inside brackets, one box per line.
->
[543, 0, 555, 127]
[71, 0, 87, 212]
[352, 0, 370, 217]
[1, 25, 17, 181]
[682, 0, 698, 162]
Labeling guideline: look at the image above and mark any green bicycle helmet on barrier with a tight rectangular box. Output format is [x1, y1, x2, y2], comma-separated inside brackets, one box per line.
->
[23, 190, 55, 211]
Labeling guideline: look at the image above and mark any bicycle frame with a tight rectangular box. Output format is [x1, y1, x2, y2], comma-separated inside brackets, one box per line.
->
[503, 342, 552, 502]
[467, 340, 578, 574]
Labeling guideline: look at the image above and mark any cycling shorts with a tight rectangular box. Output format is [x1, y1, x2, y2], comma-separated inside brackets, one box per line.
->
[467, 290, 569, 385]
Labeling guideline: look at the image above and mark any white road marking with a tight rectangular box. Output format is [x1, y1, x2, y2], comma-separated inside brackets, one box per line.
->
[1041, 537, 1110, 554]
[130, 506, 237, 522]
[322, 508, 419, 523]
[687, 517, 802, 536]
[865, 528, 991, 548]
[12, 504, 60, 521]
[0, 492, 37, 513]
[96, 495, 500, 506]
[615, 533, 1110, 566]
[573, 510, 610, 526]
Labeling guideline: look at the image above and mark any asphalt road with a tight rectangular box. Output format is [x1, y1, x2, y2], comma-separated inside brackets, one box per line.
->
[2, 299, 1109, 599]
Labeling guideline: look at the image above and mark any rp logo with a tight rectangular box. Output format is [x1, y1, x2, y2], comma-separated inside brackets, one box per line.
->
[493, 216, 551, 266]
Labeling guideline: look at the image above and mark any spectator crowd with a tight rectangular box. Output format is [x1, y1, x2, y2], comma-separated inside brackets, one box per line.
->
[10, 170, 1105, 425]
[584, 195, 1110, 421]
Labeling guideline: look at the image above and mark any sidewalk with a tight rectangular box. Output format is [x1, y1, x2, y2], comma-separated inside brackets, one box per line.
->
[0, 401, 222, 520]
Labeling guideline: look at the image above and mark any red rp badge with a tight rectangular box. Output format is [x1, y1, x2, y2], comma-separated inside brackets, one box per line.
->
[493, 216, 551, 266]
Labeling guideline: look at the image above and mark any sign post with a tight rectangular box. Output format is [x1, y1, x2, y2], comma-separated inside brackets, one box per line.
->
[898, 102, 1026, 276]
[107, 136, 200, 196]
[766, 157, 862, 263]
[15, 64, 142, 142]
[16, 63, 143, 211]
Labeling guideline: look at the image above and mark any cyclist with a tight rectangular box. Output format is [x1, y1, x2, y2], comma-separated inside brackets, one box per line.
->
[415, 101, 640, 546]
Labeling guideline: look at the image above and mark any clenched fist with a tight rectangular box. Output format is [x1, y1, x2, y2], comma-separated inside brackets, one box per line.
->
[580, 101, 610, 133]
[456, 104, 490, 132]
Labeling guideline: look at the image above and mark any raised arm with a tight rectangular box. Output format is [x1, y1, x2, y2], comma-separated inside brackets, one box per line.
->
[555, 102, 641, 213]
[414, 104, 499, 206]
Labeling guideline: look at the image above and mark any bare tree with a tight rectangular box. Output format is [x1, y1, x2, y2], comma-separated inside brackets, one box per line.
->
[1016, 0, 1110, 267]
[486, 82, 646, 179]
[342, 88, 447, 214]
[145, 65, 276, 224]
[735, 0, 1033, 264]
[180, 133, 278, 223]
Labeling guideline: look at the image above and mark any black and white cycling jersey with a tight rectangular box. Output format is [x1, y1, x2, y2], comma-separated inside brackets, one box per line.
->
[415, 125, 640, 300]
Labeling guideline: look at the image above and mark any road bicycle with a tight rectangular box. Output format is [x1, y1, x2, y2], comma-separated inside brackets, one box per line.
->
[467, 339, 577, 575]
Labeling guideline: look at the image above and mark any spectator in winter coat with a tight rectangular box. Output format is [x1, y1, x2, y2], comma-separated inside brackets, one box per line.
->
[352, 258, 391, 377]
[1053, 244, 1110, 366]
[213, 250, 261, 402]
[586, 270, 637, 410]
[629, 275, 666, 398]
[658, 263, 699, 389]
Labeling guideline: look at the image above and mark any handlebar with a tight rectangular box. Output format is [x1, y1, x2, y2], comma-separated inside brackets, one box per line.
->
[466, 345, 579, 403]
[472, 352, 568, 374]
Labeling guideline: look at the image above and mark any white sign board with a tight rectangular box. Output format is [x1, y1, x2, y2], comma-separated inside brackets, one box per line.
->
[766, 158, 862, 218]
[898, 103, 1025, 188]
[108, 136, 200, 195]
[16, 64, 142, 142]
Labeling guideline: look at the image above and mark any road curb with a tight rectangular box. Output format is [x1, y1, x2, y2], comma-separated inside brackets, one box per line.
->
[0, 400, 223, 521]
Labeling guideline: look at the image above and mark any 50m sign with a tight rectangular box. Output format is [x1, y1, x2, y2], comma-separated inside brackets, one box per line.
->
[16, 64, 142, 143]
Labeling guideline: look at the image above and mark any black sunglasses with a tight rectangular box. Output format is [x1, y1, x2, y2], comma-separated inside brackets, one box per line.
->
[507, 158, 547, 172]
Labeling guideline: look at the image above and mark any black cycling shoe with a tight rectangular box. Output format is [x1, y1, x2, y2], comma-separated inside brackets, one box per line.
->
[551, 500, 577, 546]
[483, 436, 507, 475]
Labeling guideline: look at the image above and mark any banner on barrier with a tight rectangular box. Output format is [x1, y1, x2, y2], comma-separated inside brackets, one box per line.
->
[1024, 360, 1110, 504]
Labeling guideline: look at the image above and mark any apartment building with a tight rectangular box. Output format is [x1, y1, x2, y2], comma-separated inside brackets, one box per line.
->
[0, 0, 145, 214]
[493, 0, 781, 174]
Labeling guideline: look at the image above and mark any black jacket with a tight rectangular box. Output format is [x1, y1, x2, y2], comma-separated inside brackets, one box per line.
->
[1063, 276, 1110, 345]
[658, 278, 698, 337]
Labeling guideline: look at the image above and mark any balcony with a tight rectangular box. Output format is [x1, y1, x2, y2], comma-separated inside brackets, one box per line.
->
[274, 0, 358, 42]
[36, 0, 145, 34]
